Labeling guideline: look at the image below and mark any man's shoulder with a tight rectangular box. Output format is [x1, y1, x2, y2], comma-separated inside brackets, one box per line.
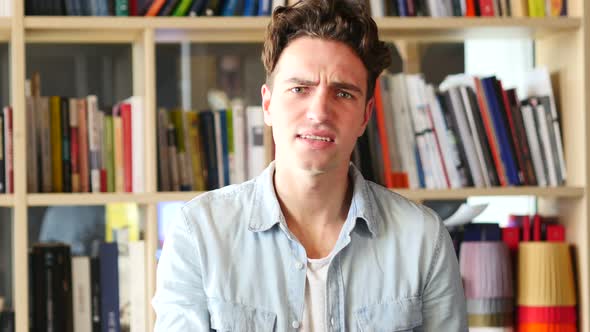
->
[180, 179, 258, 231]
[364, 181, 442, 234]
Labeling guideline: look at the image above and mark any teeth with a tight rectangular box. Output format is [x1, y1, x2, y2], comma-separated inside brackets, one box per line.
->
[300, 135, 333, 142]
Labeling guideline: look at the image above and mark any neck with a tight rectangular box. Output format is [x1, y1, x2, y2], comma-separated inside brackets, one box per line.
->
[273, 162, 353, 258]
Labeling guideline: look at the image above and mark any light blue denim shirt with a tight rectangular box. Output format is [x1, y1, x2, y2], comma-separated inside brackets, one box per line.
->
[152, 162, 468, 331]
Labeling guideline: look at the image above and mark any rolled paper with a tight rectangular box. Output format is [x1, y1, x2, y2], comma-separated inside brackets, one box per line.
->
[461, 241, 514, 299]
[518, 306, 577, 324]
[467, 298, 514, 315]
[518, 243, 576, 306]
[468, 313, 513, 327]
[517, 322, 576, 332]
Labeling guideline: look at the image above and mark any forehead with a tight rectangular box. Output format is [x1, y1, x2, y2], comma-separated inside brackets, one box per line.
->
[273, 37, 368, 86]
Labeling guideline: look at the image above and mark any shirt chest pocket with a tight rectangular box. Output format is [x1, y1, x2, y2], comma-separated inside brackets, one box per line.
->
[208, 299, 277, 332]
[355, 296, 423, 332]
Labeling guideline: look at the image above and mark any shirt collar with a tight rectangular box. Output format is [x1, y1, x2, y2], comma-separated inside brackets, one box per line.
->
[248, 161, 378, 238]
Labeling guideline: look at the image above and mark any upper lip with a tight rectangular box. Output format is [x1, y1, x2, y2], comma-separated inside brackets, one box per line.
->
[297, 130, 336, 141]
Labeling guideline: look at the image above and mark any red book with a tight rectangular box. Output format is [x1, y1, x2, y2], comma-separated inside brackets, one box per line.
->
[425, 106, 450, 188]
[474, 78, 507, 186]
[465, 0, 476, 16]
[502, 227, 520, 251]
[373, 78, 393, 188]
[532, 214, 542, 241]
[129, 0, 138, 15]
[100, 169, 107, 193]
[522, 215, 531, 241]
[120, 103, 133, 193]
[478, 0, 495, 16]
[546, 224, 566, 242]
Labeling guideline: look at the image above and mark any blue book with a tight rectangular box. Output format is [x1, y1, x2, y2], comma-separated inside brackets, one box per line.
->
[222, 0, 239, 15]
[99, 243, 120, 332]
[414, 146, 425, 188]
[397, 0, 407, 16]
[243, 0, 257, 15]
[219, 110, 230, 186]
[463, 223, 502, 242]
[481, 77, 520, 185]
[257, 0, 271, 15]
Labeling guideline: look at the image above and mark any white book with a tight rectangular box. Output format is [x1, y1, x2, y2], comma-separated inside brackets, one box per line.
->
[524, 67, 566, 183]
[246, 106, 266, 180]
[417, 78, 448, 189]
[426, 85, 463, 189]
[272, 0, 286, 10]
[448, 87, 484, 187]
[87, 95, 101, 193]
[391, 74, 420, 188]
[369, 0, 385, 17]
[379, 75, 403, 175]
[521, 104, 547, 187]
[129, 242, 146, 332]
[126, 96, 145, 193]
[231, 98, 247, 184]
[535, 104, 558, 186]
[72, 256, 92, 332]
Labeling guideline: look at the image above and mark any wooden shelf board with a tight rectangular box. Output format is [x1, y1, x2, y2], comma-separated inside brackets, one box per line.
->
[394, 186, 585, 200]
[27, 193, 155, 205]
[0, 194, 14, 206]
[25, 187, 584, 205]
[21, 16, 582, 43]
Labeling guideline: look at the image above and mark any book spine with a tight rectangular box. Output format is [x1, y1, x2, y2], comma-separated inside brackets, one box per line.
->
[121, 103, 133, 193]
[99, 243, 120, 332]
[61, 97, 72, 192]
[70, 98, 80, 192]
[78, 98, 90, 192]
[3, 107, 12, 194]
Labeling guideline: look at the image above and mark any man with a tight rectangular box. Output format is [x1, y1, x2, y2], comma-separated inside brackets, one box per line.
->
[152, 0, 468, 330]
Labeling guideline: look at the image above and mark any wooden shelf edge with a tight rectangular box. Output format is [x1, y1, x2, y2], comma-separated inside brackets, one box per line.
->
[23, 187, 585, 206]
[393, 186, 585, 200]
[0, 194, 14, 206]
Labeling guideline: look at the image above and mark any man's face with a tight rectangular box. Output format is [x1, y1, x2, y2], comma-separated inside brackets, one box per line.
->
[261, 36, 373, 175]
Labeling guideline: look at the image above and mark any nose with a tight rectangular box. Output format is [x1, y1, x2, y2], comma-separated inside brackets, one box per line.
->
[306, 88, 331, 123]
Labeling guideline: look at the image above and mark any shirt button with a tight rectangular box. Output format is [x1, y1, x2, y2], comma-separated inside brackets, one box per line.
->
[295, 262, 304, 270]
[292, 320, 301, 329]
[331, 317, 335, 326]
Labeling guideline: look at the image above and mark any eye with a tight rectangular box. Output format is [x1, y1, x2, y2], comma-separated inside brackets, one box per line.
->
[336, 91, 353, 99]
[290, 86, 307, 94]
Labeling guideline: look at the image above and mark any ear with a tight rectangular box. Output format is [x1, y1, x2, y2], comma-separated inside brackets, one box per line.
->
[359, 97, 374, 137]
[261, 84, 272, 126]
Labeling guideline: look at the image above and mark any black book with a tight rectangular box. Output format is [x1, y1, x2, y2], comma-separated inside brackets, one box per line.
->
[90, 256, 102, 332]
[60, 97, 72, 193]
[440, 91, 474, 187]
[160, 0, 181, 15]
[506, 88, 537, 186]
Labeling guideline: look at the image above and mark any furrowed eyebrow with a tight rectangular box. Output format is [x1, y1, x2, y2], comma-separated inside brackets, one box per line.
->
[284, 77, 363, 94]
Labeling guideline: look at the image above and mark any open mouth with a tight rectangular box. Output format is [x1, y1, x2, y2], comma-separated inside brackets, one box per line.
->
[297, 134, 335, 143]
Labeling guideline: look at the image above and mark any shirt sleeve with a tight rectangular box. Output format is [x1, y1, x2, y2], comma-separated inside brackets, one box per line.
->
[152, 207, 210, 331]
[421, 217, 468, 331]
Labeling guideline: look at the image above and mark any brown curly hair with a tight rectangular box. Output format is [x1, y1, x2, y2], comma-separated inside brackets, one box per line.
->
[262, 0, 391, 101]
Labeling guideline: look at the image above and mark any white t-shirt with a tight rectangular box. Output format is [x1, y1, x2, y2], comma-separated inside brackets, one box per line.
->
[302, 255, 332, 331]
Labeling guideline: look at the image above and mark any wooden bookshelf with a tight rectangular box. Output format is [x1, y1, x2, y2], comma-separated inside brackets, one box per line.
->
[21, 16, 582, 43]
[6, 2, 590, 332]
